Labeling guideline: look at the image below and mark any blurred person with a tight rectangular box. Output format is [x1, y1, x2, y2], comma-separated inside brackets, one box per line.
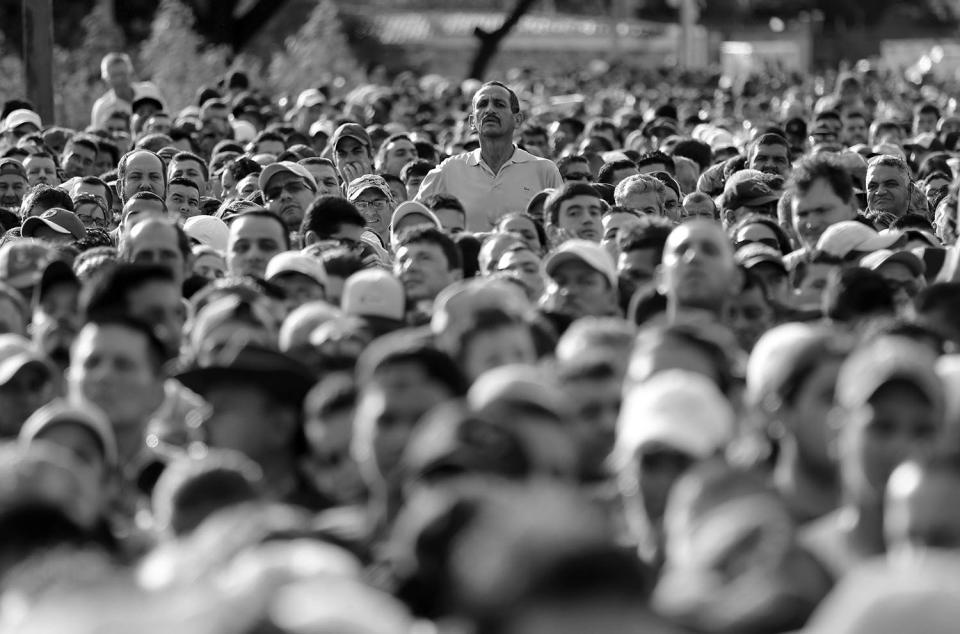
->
[400, 159, 435, 201]
[616, 219, 672, 309]
[60, 134, 99, 179]
[748, 132, 792, 179]
[601, 206, 642, 259]
[0, 158, 28, 210]
[164, 176, 200, 221]
[613, 370, 735, 566]
[725, 267, 777, 352]
[167, 151, 209, 196]
[23, 151, 60, 187]
[375, 134, 417, 177]
[801, 336, 945, 579]
[496, 242, 545, 302]
[495, 212, 546, 255]
[0, 334, 58, 438]
[541, 239, 620, 322]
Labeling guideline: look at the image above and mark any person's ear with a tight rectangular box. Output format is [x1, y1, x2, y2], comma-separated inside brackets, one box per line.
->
[721, 209, 736, 228]
[303, 230, 318, 246]
[513, 111, 525, 129]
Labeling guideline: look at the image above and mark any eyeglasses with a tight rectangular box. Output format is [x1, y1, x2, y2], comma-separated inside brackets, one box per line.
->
[563, 172, 593, 181]
[264, 180, 308, 201]
[354, 199, 389, 211]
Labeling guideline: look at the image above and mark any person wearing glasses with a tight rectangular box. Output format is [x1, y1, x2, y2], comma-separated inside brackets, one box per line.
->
[557, 155, 593, 183]
[258, 161, 318, 239]
[346, 174, 395, 247]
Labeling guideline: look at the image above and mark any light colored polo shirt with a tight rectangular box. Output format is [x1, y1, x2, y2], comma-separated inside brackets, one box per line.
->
[415, 146, 563, 232]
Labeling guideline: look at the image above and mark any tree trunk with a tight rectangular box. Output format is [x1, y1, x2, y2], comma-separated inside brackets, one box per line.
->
[467, 0, 539, 81]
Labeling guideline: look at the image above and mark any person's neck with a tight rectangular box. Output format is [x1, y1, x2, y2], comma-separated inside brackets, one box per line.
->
[775, 441, 838, 514]
[114, 424, 147, 467]
[479, 137, 516, 174]
[668, 302, 723, 324]
[839, 498, 886, 556]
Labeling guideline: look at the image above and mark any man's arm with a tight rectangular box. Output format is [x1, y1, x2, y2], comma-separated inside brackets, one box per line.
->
[542, 159, 564, 189]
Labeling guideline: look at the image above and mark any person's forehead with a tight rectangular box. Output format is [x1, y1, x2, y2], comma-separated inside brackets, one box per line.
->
[738, 223, 776, 237]
[75, 182, 106, 196]
[668, 222, 726, 248]
[131, 221, 177, 243]
[503, 216, 533, 230]
[603, 212, 640, 229]
[310, 164, 337, 177]
[80, 323, 148, 353]
[0, 173, 26, 184]
[126, 199, 164, 213]
[231, 215, 285, 238]
[397, 241, 443, 257]
[386, 139, 414, 151]
[755, 143, 787, 155]
[868, 164, 906, 180]
[172, 158, 203, 172]
[623, 190, 658, 203]
[560, 194, 602, 209]
[397, 213, 432, 226]
[76, 202, 106, 217]
[335, 137, 364, 152]
[551, 259, 597, 277]
[24, 156, 55, 166]
[473, 85, 511, 105]
[195, 253, 224, 266]
[501, 249, 536, 264]
[127, 152, 163, 172]
[169, 183, 199, 198]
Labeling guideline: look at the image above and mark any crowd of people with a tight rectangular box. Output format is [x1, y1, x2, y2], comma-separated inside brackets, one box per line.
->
[0, 48, 958, 632]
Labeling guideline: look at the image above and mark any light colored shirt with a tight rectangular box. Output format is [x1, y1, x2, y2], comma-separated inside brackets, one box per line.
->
[415, 146, 563, 232]
[90, 81, 161, 130]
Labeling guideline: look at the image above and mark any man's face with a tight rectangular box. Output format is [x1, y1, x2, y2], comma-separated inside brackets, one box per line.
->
[203, 384, 288, 457]
[404, 175, 425, 200]
[333, 138, 373, 180]
[143, 114, 171, 136]
[354, 363, 454, 481]
[227, 215, 286, 278]
[564, 375, 621, 479]
[915, 112, 939, 135]
[256, 139, 286, 157]
[544, 260, 615, 318]
[471, 85, 519, 140]
[498, 249, 545, 300]
[68, 324, 163, 429]
[394, 240, 457, 303]
[620, 190, 662, 217]
[168, 158, 207, 195]
[379, 138, 417, 177]
[122, 151, 165, 201]
[610, 167, 639, 188]
[561, 160, 592, 183]
[725, 285, 774, 352]
[791, 177, 856, 249]
[840, 382, 940, 504]
[193, 253, 226, 280]
[62, 143, 97, 179]
[875, 261, 923, 316]
[271, 272, 326, 310]
[842, 116, 869, 146]
[305, 164, 341, 198]
[658, 221, 737, 313]
[23, 156, 59, 187]
[198, 106, 231, 155]
[556, 195, 603, 242]
[681, 197, 715, 221]
[264, 172, 315, 231]
[601, 212, 641, 259]
[105, 59, 131, 90]
[353, 188, 393, 242]
[125, 277, 186, 359]
[0, 174, 27, 208]
[618, 247, 660, 297]
[749, 143, 791, 178]
[127, 221, 187, 288]
[165, 183, 200, 221]
[236, 174, 259, 199]
[433, 206, 465, 234]
[866, 164, 910, 217]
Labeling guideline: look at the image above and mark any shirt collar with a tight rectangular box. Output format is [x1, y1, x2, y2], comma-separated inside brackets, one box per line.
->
[467, 145, 533, 167]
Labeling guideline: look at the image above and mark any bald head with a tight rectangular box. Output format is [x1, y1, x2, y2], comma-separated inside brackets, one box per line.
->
[657, 219, 738, 316]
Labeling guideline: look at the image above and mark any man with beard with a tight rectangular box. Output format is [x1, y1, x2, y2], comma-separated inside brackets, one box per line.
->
[748, 133, 792, 180]
[416, 81, 562, 232]
[259, 162, 318, 240]
[656, 219, 740, 323]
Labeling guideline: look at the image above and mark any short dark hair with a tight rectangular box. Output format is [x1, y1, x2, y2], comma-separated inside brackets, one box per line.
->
[83, 313, 168, 374]
[226, 209, 291, 250]
[135, 133, 173, 153]
[299, 156, 335, 170]
[64, 134, 99, 157]
[753, 133, 789, 150]
[395, 226, 462, 271]
[916, 282, 960, 316]
[423, 193, 465, 215]
[167, 176, 200, 197]
[76, 176, 114, 212]
[597, 159, 638, 185]
[636, 151, 675, 176]
[400, 159, 435, 183]
[358, 335, 468, 397]
[476, 81, 520, 113]
[301, 196, 365, 239]
[618, 219, 672, 256]
[19, 184, 73, 219]
[671, 139, 712, 171]
[789, 155, 854, 204]
[728, 213, 794, 254]
[170, 151, 209, 181]
[81, 262, 177, 322]
[225, 157, 261, 183]
[545, 182, 600, 226]
[823, 266, 896, 322]
[556, 155, 590, 174]
[319, 247, 365, 279]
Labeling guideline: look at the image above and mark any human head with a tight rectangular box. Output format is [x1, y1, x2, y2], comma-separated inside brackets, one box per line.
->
[259, 161, 318, 232]
[393, 226, 463, 305]
[0, 159, 28, 209]
[866, 154, 911, 218]
[117, 149, 166, 202]
[656, 220, 739, 318]
[331, 123, 374, 183]
[470, 81, 522, 141]
[788, 154, 858, 250]
[164, 176, 201, 221]
[544, 182, 603, 244]
[614, 174, 666, 217]
[225, 210, 290, 279]
[167, 151, 209, 196]
[542, 240, 619, 319]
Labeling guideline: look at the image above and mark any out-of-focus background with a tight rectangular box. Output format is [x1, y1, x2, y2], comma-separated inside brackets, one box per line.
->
[2, 0, 959, 128]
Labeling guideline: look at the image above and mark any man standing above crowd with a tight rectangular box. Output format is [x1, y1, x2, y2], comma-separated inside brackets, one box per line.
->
[90, 53, 163, 131]
[416, 81, 562, 232]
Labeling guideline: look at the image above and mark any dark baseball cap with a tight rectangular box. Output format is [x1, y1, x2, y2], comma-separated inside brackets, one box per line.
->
[723, 170, 783, 210]
[330, 123, 372, 151]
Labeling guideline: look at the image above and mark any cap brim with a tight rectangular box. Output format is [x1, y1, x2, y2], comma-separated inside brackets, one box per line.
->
[0, 354, 51, 385]
[544, 250, 616, 288]
[22, 217, 72, 237]
[741, 255, 786, 272]
[741, 193, 782, 208]
[176, 366, 314, 404]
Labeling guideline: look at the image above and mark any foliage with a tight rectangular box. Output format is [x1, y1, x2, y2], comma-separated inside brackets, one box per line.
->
[138, 0, 232, 114]
[267, 0, 363, 98]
